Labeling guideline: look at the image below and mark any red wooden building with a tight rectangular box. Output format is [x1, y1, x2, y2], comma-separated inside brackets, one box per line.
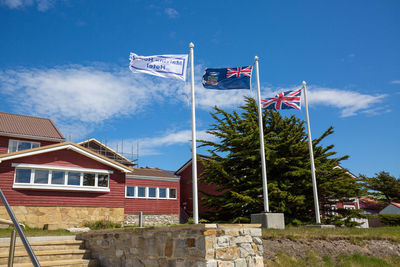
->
[0, 112, 179, 229]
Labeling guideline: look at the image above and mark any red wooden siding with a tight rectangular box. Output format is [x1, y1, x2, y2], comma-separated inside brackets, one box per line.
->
[125, 178, 179, 215]
[0, 136, 58, 155]
[179, 160, 221, 216]
[0, 149, 125, 208]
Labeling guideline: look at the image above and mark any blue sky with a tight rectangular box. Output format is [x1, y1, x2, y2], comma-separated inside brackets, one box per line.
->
[0, 0, 399, 177]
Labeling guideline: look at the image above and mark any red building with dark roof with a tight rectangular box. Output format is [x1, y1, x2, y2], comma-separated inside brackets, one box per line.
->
[0, 112, 179, 228]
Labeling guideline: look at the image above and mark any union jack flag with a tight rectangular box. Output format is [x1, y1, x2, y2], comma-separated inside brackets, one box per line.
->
[262, 89, 302, 110]
[226, 66, 253, 78]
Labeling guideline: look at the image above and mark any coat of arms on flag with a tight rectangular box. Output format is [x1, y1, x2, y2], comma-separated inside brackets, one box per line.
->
[202, 66, 253, 90]
[262, 88, 302, 110]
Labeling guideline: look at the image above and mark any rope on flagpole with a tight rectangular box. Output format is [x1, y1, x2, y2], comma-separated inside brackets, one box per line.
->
[302, 81, 321, 224]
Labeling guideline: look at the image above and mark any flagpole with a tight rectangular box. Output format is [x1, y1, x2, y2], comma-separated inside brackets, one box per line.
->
[302, 81, 321, 224]
[189, 42, 199, 224]
[254, 56, 269, 213]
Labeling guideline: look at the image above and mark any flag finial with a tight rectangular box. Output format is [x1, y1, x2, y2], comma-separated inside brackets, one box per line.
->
[302, 81, 306, 86]
[254, 56, 259, 61]
[189, 42, 194, 48]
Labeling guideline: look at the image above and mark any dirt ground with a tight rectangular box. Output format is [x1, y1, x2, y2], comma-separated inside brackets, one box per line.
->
[263, 238, 400, 260]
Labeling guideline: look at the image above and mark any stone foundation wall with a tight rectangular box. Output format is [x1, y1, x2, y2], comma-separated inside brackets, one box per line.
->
[77, 224, 263, 267]
[124, 214, 179, 226]
[0, 206, 124, 229]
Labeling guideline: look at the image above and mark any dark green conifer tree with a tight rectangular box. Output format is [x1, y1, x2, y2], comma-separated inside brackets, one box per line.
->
[198, 97, 362, 223]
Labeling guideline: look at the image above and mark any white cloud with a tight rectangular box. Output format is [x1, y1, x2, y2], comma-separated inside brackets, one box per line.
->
[0, 64, 183, 140]
[165, 7, 179, 18]
[305, 87, 386, 117]
[390, 80, 400, 84]
[0, 0, 54, 11]
[0, 63, 388, 141]
[108, 129, 215, 156]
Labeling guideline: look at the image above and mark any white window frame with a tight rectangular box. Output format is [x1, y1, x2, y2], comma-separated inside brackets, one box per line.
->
[8, 139, 40, 153]
[125, 186, 177, 200]
[13, 165, 110, 192]
[125, 186, 136, 198]
[343, 204, 355, 210]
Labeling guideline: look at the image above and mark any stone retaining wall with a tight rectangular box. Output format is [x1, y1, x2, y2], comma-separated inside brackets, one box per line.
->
[124, 214, 179, 226]
[77, 224, 264, 267]
[0, 206, 124, 229]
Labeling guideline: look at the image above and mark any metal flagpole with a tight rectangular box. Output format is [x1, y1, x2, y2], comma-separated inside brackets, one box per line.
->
[189, 42, 199, 224]
[302, 81, 321, 224]
[254, 56, 269, 213]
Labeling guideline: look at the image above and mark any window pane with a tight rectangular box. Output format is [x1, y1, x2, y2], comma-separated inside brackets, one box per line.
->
[149, 187, 156, 198]
[126, 186, 135, 197]
[34, 170, 49, 184]
[159, 188, 167, 198]
[9, 140, 18, 153]
[98, 174, 109, 187]
[68, 172, 80, 186]
[138, 187, 146, 197]
[169, 188, 177, 199]
[51, 171, 65, 185]
[83, 173, 95, 186]
[18, 142, 31, 151]
[31, 143, 40, 149]
[15, 169, 31, 183]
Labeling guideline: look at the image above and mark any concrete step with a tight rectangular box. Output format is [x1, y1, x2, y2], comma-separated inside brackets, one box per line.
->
[0, 240, 84, 254]
[0, 249, 90, 264]
[0, 258, 99, 267]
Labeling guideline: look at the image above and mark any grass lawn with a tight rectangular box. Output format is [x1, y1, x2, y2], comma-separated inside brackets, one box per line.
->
[0, 227, 74, 238]
[262, 226, 400, 242]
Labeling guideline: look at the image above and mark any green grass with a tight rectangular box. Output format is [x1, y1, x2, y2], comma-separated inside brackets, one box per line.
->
[262, 226, 400, 243]
[0, 227, 74, 238]
[266, 251, 400, 267]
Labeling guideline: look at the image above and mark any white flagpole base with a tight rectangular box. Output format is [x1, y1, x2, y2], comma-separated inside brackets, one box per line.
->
[251, 212, 285, 229]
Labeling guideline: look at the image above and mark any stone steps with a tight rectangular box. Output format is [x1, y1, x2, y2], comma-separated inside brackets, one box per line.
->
[0, 237, 98, 267]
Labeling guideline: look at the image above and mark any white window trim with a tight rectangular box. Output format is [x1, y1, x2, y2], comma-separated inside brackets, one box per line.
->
[8, 139, 40, 153]
[125, 186, 178, 200]
[12, 163, 113, 174]
[13, 167, 110, 193]
[344, 205, 355, 209]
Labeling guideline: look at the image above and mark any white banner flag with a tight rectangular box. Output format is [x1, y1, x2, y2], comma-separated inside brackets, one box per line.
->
[129, 53, 188, 81]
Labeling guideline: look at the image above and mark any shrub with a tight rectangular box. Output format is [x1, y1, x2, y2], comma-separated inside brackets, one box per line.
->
[378, 214, 400, 226]
[83, 220, 121, 230]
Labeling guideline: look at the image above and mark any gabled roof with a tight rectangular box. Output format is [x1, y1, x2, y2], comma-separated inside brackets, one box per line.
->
[0, 141, 132, 173]
[392, 202, 400, 208]
[127, 167, 179, 181]
[0, 112, 65, 142]
[175, 154, 210, 175]
[79, 138, 136, 167]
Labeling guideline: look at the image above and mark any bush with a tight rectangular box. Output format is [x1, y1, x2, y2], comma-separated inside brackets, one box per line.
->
[83, 220, 121, 230]
[378, 214, 400, 226]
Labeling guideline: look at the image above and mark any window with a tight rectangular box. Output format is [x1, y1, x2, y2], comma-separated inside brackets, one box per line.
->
[15, 169, 31, 183]
[68, 172, 80, 186]
[83, 173, 95, 186]
[159, 188, 167, 199]
[148, 187, 156, 198]
[126, 186, 135, 197]
[8, 140, 40, 153]
[34, 170, 49, 184]
[14, 167, 109, 192]
[51, 171, 65, 185]
[169, 188, 177, 199]
[98, 174, 108, 187]
[138, 187, 146, 197]
[344, 205, 355, 210]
